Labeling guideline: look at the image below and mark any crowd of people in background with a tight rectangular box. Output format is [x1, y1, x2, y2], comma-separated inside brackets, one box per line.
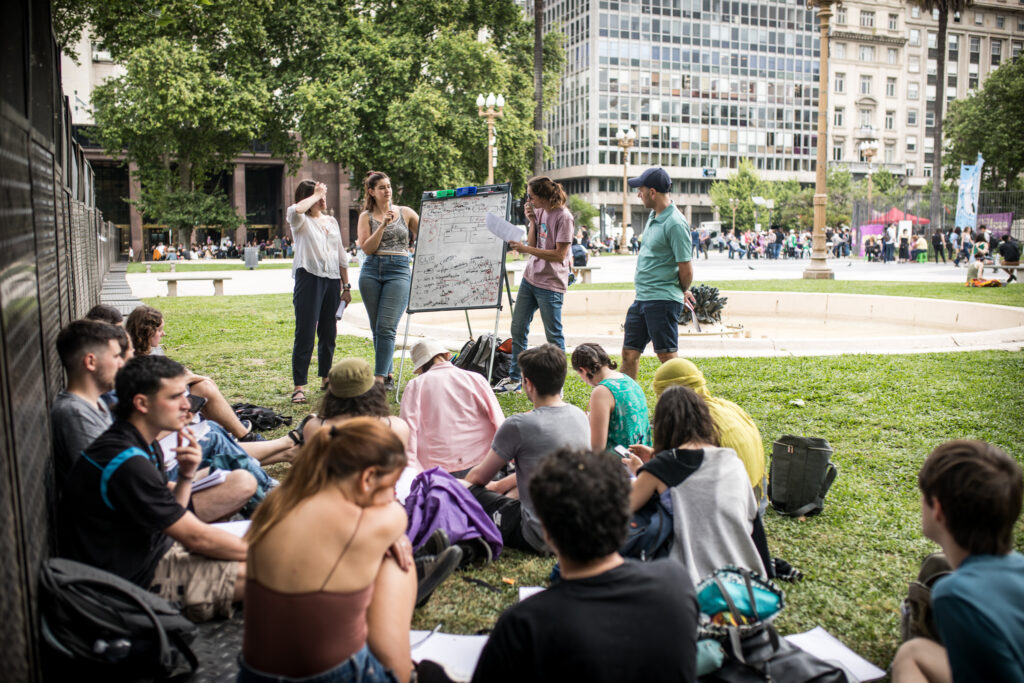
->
[147, 235, 296, 262]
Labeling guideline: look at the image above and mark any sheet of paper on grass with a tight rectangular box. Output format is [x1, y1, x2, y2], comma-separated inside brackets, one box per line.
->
[212, 520, 251, 538]
[409, 630, 488, 682]
[785, 626, 885, 681]
[486, 212, 526, 243]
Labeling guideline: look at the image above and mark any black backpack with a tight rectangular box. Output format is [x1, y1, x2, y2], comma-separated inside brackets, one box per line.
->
[768, 436, 838, 517]
[231, 403, 291, 431]
[620, 494, 673, 562]
[453, 334, 512, 385]
[39, 558, 199, 680]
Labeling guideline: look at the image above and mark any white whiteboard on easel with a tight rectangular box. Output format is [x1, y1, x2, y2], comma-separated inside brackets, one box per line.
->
[408, 186, 511, 313]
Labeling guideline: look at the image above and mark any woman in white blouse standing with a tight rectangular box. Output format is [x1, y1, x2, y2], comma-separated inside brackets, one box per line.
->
[288, 180, 352, 404]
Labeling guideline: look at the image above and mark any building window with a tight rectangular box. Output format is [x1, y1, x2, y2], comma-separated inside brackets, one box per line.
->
[859, 109, 873, 128]
[909, 56, 920, 73]
[908, 82, 920, 99]
[908, 109, 918, 126]
[927, 32, 938, 50]
[907, 164, 916, 177]
[884, 143, 895, 163]
[927, 59, 937, 75]
[932, 9, 940, 20]
[860, 75, 873, 95]
[832, 142, 843, 161]
[886, 78, 897, 97]
[996, 15, 1005, 28]
[835, 72, 845, 93]
[992, 39, 1002, 66]
[926, 110, 935, 127]
[861, 10, 875, 28]
[970, 36, 981, 53]
[974, 12, 983, 25]
[888, 13, 899, 30]
[907, 136, 918, 152]
[911, 6, 920, 18]
[923, 165, 932, 178]
[909, 29, 921, 47]
[1013, 41, 1023, 59]
[834, 107, 845, 127]
[859, 46, 876, 62]
[885, 110, 895, 129]
[834, 42, 847, 59]
[836, 7, 847, 24]
[925, 137, 935, 153]
[888, 48, 899, 64]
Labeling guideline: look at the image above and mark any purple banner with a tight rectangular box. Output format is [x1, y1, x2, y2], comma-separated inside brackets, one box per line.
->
[858, 223, 884, 256]
[977, 213, 1013, 238]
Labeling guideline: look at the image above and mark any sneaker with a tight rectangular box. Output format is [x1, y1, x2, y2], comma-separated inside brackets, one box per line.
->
[415, 546, 463, 608]
[455, 537, 493, 569]
[383, 375, 396, 392]
[416, 528, 450, 558]
[493, 377, 521, 394]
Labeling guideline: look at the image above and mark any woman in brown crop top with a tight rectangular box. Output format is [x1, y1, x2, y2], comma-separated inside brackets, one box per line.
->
[240, 419, 416, 682]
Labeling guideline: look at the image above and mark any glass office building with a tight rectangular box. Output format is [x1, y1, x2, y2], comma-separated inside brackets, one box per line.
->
[534, 0, 821, 233]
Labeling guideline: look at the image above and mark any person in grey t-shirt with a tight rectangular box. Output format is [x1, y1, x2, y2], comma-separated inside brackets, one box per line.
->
[52, 320, 127, 486]
[464, 344, 590, 554]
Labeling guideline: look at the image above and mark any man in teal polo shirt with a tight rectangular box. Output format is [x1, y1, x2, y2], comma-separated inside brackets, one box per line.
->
[621, 167, 695, 380]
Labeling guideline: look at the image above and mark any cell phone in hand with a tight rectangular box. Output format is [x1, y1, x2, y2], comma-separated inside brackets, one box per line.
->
[613, 445, 631, 459]
[187, 394, 207, 415]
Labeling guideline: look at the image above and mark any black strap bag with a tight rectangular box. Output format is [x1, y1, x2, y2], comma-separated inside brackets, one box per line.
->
[768, 435, 838, 517]
[231, 403, 291, 431]
[697, 567, 850, 683]
[39, 558, 199, 681]
[619, 493, 673, 562]
[452, 334, 512, 385]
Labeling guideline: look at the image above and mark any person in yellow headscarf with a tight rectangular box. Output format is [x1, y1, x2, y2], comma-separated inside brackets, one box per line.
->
[652, 358, 766, 505]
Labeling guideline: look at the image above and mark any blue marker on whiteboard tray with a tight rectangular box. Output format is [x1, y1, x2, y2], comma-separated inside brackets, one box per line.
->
[455, 186, 477, 197]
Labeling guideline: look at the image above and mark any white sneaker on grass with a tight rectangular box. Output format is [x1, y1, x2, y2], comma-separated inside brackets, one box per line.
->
[493, 377, 521, 394]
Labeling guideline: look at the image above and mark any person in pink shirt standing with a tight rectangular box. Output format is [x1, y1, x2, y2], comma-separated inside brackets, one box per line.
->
[400, 339, 505, 477]
[493, 177, 574, 394]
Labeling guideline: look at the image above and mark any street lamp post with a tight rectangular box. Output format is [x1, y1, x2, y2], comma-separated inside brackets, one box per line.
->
[615, 127, 636, 254]
[476, 93, 505, 185]
[804, 0, 837, 279]
[859, 137, 879, 212]
[729, 197, 738, 237]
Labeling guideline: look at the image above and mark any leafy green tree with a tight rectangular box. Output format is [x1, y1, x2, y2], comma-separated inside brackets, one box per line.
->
[944, 56, 1024, 190]
[709, 159, 763, 234]
[567, 195, 599, 232]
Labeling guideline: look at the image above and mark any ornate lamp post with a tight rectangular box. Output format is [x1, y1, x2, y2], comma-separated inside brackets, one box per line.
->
[804, 0, 838, 279]
[615, 127, 636, 253]
[476, 93, 505, 185]
[859, 137, 879, 211]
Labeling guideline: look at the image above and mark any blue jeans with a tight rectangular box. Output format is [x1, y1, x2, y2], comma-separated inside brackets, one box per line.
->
[359, 254, 412, 377]
[237, 646, 398, 683]
[509, 279, 565, 381]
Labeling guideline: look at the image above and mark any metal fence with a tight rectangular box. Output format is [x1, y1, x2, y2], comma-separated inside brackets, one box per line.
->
[1, 2, 118, 678]
[852, 190, 1024, 240]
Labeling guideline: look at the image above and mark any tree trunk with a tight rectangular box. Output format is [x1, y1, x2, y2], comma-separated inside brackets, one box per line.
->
[178, 161, 192, 247]
[929, 7, 948, 233]
[532, 0, 544, 175]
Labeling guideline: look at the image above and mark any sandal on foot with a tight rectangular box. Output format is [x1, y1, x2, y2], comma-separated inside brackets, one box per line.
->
[291, 389, 307, 404]
[288, 414, 315, 446]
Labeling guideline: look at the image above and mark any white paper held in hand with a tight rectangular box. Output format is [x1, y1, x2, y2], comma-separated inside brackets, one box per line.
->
[336, 300, 347, 320]
[485, 212, 526, 243]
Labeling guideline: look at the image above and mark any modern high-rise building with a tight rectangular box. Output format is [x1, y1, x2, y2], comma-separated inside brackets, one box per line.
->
[534, 0, 1022, 236]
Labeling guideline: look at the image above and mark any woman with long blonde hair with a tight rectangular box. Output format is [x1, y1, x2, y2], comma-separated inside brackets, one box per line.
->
[240, 419, 416, 683]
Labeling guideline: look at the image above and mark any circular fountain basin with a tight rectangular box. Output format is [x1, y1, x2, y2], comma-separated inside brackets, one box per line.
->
[340, 289, 1024, 357]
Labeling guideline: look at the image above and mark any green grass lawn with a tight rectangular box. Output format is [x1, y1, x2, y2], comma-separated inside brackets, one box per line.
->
[147, 292, 1024, 673]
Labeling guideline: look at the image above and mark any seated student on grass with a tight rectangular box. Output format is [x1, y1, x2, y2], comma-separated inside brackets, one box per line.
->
[126, 305, 256, 441]
[241, 419, 417, 683]
[59, 355, 247, 622]
[892, 440, 1024, 683]
[399, 339, 504, 476]
[652, 358, 767, 505]
[471, 448, 697, 683]
[571, 342, 651, 453]
[625, 386, 768, 587]
[301, 358, 410, 449]
[462, 344, 590, 555]
[52, 320, 127, 486]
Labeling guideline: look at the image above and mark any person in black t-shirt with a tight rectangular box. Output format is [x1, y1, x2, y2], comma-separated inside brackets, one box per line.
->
[471, 448, 697, 683]
[59, 355, 248, 622]
[997, 234, 1020, 282]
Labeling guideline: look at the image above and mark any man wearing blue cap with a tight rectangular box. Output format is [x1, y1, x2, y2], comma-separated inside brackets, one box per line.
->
[620, 167, 695, 380]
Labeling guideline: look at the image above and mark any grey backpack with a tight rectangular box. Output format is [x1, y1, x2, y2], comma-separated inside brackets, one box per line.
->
[768, 436, 838, 517]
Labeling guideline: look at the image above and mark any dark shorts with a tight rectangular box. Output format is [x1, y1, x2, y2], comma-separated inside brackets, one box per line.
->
[468, 485, 537, 554]
[623, 299, 685, 354]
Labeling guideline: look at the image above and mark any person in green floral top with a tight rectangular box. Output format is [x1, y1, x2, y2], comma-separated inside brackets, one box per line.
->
[571, 343, 652, 453]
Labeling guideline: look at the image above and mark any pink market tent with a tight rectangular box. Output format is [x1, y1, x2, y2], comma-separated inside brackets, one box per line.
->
[872, 207, 931, 225]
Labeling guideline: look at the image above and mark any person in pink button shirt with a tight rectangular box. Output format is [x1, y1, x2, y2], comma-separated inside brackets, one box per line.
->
[400, 339, 505, 477]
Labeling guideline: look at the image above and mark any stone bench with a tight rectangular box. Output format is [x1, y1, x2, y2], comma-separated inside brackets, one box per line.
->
[572, 265, 601, 284]
[156, 275, 232, 297]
